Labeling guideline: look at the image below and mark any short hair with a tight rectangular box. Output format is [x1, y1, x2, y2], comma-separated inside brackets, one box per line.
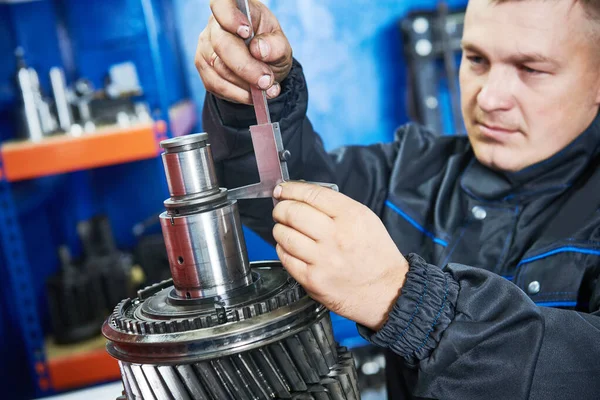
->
[491, 0, 600, 20]
[490, 0, 600, 43]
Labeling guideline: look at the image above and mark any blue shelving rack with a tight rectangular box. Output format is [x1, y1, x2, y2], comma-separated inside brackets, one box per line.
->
[0, 0, 195, 398]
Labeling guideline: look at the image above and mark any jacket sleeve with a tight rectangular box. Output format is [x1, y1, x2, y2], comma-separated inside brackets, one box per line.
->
[359, 253, 600, 400]
[202, 59, 401, 244]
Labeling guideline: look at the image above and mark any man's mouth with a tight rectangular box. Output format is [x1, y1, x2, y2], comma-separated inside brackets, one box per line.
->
[476, 121, 519, 139]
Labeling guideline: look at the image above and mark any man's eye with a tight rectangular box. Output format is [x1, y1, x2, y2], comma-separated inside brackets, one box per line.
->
[467, 55, 485, 65]
[521, 65, 542, 75]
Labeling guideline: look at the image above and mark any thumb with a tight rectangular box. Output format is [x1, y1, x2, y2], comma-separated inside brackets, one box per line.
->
[250, 31, 292, 64]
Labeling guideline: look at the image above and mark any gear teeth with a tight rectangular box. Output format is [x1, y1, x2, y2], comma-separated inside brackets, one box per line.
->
[197, 315, 210, 328]
[137, 278, 174, 300]
[107, 268, 360, 399]
[175, 364, 210, 399]
[111, 299, 129, 331]
[278, 292, 289, 307]
[157, 365, 191, 400]
[252, 346, 290, 397]
[258, 301, 269, 314]
[111, 279, 310, 335]
[167, 320, 178, 333]
[115, 315, 360, 400]
[146, 322, 155, 334]
[268, 296, 279, 310]
[269, 341, 307, 392]
[233, 352, 274, 399]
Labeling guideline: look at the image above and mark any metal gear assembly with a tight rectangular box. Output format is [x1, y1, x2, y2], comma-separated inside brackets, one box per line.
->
[102, 132, 361, 399]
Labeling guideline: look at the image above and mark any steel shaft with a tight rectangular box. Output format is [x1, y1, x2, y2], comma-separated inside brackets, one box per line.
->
[159, 133, 252, 299]
[160, 202, 251, 299]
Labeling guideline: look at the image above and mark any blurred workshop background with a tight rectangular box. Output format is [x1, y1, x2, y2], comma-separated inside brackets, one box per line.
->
[0, 0, 467, 398]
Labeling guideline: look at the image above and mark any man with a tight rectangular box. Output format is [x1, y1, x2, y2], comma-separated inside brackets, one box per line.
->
[196, 0, 600, 398]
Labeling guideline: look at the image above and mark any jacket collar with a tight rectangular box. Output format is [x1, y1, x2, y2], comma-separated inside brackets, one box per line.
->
[461, 113, 600, 203]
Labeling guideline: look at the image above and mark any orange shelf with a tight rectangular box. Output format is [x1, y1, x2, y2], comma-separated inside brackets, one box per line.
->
[44, 335, 121, 392]
[48, 347, 121, 392]
[1, 121, 166, 182]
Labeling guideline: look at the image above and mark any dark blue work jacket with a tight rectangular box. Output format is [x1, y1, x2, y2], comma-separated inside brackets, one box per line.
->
[203, 60, 600, 400]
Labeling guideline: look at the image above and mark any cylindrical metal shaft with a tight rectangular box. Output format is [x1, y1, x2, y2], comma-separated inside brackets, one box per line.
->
[17, 67, 44, 141]
[160, 133, 219, 198]
[160, 201, 251, 298]
[159, 133, 251, 298]
[50, 67, 73, 132]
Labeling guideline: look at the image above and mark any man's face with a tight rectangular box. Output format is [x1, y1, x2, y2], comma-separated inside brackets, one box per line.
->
[460, 0, 600, 172]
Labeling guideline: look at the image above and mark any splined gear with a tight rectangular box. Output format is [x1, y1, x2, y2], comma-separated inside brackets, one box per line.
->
[109, 264, 307, 335]
[103, 263, 361, 399]
[115, 319, 359, 400]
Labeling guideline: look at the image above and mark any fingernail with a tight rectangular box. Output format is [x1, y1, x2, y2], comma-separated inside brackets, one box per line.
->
[258, 38, 270, 59]
[266, 83, 279, 98]
[258, 74, 271, 89]
[273, 185, 282, 199]
[237, 25, 250, 38]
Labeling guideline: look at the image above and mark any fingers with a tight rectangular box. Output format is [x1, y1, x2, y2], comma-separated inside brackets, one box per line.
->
[212, 54, 250, 90]
[210, 23, 275, 90]
[196, 26, 253, 104]
[250, 32, 292, 65]
[273, 182, 354, 219]
[250, 32, 293, 87]
[273, 223, 318, 264]
[209, 0, 252, 39]
[213, 56, 280, 99]
[273, 200, 334, 242]
[198, 59, 252, 104]
[199, 0, 291, 102]
[266, 82, 281, 99]
[199, 32, 282, 101]
[275, 244, 308, 284]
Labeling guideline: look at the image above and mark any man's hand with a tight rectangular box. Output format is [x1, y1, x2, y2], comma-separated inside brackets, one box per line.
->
[196, 0, 293, 105]
[272, 182, 409, 331]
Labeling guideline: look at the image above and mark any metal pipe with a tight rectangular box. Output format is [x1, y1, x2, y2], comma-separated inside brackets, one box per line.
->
[17, 67, 43, 141]
[28, 68, 56, 134]
[50, 67, 73, 132]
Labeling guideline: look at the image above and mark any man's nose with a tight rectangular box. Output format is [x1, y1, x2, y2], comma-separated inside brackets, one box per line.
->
[476, 67, 514, 112]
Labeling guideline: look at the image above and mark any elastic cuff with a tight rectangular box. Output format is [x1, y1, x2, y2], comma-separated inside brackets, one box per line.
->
[360, 253, 459, 363]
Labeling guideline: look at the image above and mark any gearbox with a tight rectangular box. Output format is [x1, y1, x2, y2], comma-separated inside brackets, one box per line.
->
[102, 133, 360, 399]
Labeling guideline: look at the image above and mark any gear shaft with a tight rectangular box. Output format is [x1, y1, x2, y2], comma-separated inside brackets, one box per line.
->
[103, 133, 361, 399]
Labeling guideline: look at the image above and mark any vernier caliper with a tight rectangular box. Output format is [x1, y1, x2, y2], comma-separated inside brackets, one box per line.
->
[226, 0, 291, 201]
[228, 0, 337, 202]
